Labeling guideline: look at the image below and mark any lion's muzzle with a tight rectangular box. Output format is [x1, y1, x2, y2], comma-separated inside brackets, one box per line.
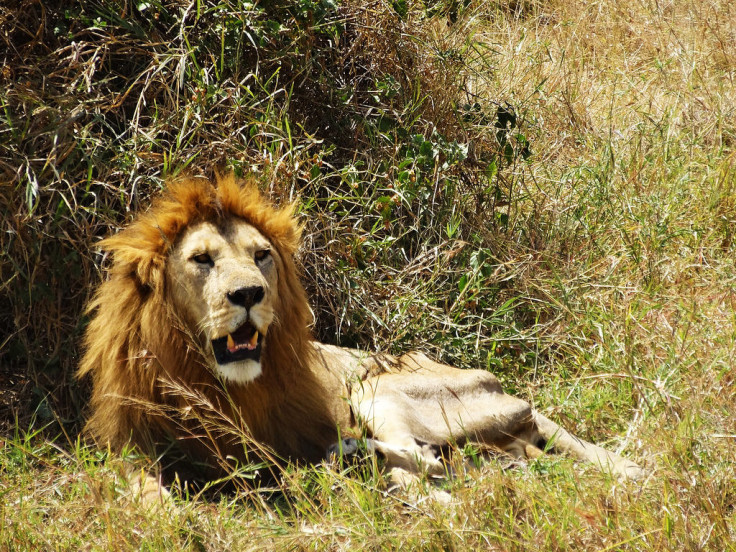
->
[211, 319, 264, 365]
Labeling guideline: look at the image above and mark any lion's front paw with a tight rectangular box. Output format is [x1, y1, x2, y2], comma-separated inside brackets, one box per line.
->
[326, 437, 376, 462]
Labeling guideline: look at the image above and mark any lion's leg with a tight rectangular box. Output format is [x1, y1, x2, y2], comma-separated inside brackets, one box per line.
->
[328, 436, 446, 476]
[531, 411, 645, 480]
[327, 436, 454, 503]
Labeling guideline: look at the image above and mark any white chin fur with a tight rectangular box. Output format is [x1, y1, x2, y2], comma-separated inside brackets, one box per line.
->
[214, 359, 262, 384]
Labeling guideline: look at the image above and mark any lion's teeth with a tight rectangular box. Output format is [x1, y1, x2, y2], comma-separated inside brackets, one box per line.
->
[227, 333, 236, 352]
[249, 331, 259, 348]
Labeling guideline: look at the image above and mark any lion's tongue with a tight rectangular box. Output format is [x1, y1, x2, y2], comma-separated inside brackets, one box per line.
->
[227, 324, 259, 353]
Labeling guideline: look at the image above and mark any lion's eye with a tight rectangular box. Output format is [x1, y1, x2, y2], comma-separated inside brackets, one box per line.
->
[191, 253, 214, 266]
[254, 249, 271, 263]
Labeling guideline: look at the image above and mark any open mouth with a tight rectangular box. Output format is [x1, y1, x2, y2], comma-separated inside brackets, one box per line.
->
[211, 320, 263, 365]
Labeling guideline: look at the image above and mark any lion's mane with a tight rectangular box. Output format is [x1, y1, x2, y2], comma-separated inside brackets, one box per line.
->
[78, 174, 337, 474]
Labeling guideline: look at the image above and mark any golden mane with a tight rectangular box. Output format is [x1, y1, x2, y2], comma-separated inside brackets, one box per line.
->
[78, 174, 336, 475]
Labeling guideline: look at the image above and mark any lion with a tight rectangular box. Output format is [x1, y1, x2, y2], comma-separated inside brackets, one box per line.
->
[78, 172, 644, 496]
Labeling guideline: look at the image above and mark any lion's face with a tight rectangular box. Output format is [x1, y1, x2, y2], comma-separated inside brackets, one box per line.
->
[166, 217, 279, 384]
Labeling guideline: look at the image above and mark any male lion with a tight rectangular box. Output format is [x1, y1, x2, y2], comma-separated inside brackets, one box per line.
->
[78, 173, 643, 494]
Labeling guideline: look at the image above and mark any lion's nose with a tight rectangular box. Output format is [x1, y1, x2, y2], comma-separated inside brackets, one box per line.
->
[227, 286, 264, 309]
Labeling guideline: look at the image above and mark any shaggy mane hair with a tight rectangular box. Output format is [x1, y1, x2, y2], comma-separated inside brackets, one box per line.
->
[78, 173, 337, 475]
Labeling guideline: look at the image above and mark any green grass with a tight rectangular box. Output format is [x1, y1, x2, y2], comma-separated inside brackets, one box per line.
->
[2, 0, 736, 549]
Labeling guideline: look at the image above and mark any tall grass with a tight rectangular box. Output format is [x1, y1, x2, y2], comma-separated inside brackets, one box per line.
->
[1, 0, 735, 549]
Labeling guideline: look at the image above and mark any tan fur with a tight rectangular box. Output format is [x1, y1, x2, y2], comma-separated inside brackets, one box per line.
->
[79, 173, 644, 487]
[78, 174, 339, 475]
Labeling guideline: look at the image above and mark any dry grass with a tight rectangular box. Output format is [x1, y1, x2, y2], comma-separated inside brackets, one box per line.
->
[1, 0, 735, 549]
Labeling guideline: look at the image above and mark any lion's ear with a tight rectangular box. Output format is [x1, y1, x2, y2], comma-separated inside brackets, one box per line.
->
[100, 232, 167, 293]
